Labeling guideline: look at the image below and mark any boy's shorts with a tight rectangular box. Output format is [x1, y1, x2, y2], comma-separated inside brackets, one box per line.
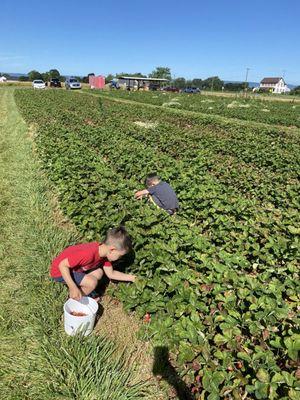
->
[52, 271, 85, 285]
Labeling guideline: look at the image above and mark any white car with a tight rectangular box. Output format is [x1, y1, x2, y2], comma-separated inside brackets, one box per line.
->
[32, 79, 46, 89]
[65, 77, 81, 90]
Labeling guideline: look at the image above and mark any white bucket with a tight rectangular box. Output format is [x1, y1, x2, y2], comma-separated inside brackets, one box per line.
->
[63, 296, 99, 336]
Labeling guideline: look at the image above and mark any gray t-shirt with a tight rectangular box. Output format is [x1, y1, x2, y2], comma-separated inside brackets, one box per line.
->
[147, 181, 179, 212]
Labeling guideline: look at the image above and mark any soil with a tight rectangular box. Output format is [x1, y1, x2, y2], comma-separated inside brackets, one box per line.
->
[95, 295, 167, 399]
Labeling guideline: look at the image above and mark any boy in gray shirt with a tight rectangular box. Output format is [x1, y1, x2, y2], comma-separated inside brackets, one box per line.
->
[134, 173, 179, 215]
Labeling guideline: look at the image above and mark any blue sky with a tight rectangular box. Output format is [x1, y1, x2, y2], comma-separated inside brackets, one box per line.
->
[1, 0, 300, 84]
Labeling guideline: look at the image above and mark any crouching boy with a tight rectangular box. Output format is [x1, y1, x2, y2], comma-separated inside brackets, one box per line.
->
[50, 226, 136, 300]
[134, 173, 179, 215]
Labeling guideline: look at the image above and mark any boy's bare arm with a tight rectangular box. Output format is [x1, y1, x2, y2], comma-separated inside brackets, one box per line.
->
[134, 189, 149, 199]
[103, 266, 136, 282]
[58, 258, 82, 300]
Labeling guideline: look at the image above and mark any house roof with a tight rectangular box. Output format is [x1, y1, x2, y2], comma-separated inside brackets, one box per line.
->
[260, 77, 282, 84]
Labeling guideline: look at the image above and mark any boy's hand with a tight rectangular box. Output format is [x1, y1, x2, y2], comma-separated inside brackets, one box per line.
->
[134, 191, 143, 200]
[134, 190, 149, 200]
[69, 286, 82, 301]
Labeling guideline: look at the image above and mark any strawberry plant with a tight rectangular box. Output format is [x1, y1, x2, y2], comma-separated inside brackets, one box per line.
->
[15, 89, 300, 399]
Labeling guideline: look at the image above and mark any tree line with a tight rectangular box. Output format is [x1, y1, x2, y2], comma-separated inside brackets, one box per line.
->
[11, 67, 243, 91]
[106, 67, 249, 92]
[3, 66, 245, 92]
[7, 66, 298, 94]
[14, 69, 95, 83]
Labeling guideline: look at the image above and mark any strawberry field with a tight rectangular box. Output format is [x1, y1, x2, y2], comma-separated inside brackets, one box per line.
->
[91, 89, 300, 128]
[15, 89, 300, 400]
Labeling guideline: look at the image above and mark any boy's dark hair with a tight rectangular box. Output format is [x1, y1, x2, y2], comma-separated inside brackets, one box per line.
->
[104, 226, 133, 253]
[145, 173, 160, 187]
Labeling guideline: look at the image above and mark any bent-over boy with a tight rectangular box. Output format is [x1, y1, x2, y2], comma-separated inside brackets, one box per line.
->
[50, 226, 135, 300]
[134, 173, 179, 215]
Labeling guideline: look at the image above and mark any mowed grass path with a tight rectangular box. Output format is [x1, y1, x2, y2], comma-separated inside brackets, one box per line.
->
[0, 88, 150, 400]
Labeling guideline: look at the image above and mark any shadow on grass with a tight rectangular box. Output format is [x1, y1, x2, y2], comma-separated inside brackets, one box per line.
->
[153, 346, 194, 400]
[94, 303, 104, 324]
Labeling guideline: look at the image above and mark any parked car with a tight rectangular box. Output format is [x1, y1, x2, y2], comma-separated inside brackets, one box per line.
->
[161, 86, 180, 93]
[65, 77, 81, 90]
[182, 87, 201, 93]
[50, 78, 62, 88]
[32, 79, 46, 89]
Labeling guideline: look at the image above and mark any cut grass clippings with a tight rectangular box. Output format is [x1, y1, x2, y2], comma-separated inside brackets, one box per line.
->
[0, 88, 152, 400]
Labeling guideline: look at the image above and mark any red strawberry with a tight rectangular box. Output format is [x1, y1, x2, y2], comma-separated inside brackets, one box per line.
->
[236, 361, 243, 369]
[143, 313, 151, 323]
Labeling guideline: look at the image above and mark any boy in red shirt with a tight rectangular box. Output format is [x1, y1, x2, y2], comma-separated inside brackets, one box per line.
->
[50, 226, 136, 300]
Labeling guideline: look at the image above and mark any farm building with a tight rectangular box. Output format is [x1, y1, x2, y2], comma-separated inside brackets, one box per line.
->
[117, 76, 169, 90]
[89, 75, 105, 89]
[259, 77, 290, 93]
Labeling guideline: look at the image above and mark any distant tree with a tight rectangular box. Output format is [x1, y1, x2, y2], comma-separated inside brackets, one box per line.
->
[0, 73, 11, 79]
[105, 74, 114, 82]
[28, 70, 43, 81]
[225, 82, 249, 91]
[116, 72, 147, 78]
[48, 69, 61, 79]
[18, 75, 29, 81]
[172, 77, 186, 88]
[202, 76, 224, 91]
[191, 78, 203, 88]
[42, 72, 50, 82]
[290, 86, 300, 95]
[149, 67, 171, 81]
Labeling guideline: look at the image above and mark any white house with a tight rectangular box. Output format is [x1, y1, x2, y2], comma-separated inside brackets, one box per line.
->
[0, 76, 7, 82]
[259, 77, 290, 94]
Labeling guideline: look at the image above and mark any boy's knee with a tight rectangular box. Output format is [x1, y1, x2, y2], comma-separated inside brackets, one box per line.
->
[81, 275, 98, 290]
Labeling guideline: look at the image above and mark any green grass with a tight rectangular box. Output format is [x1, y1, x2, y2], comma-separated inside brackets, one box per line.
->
[0, 87, 150, 400]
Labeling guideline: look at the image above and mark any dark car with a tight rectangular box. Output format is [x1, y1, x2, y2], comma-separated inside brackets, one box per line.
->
[182, 87, 201, 94]
[50, 78, 62, 88]
[161, 86, 180, 93]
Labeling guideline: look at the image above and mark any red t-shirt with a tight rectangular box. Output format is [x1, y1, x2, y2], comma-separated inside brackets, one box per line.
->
[50, 242, 112, 278]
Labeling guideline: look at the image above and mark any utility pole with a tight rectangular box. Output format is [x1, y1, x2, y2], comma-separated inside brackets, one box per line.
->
[244, 67, 250, 97]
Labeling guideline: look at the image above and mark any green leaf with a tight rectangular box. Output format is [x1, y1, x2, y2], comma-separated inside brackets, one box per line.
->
[237, 351, 252, 362]
[271, 372, 283, 383]
[214, 333, 228, 346]
[282, 371, 295, 387]
[287, 226, 300, 235]
[256, 368, 270, 383]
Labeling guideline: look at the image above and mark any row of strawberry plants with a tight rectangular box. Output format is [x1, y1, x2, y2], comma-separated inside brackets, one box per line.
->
[89, 89, 300, 128]
[95, 97, 299, 215]
[68, 95, 299, 272]
[71, 115, 298, 273]
[15, 90, 299, 301]
[95, 95, 300, 177]
[15, 90, 300, 399]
